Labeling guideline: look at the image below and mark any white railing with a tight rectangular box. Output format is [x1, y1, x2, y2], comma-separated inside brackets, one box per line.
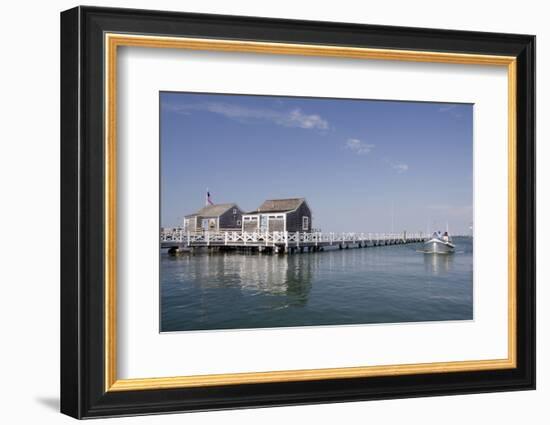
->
[161, 230, 426, 246]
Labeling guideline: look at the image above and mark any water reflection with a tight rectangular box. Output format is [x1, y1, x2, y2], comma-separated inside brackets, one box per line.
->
[161, 238, 473, 331]
[423, 253, 454, 275]
[166, 252, 315, 307]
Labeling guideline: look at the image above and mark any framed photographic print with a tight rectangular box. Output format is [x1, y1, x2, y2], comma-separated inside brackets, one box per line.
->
[60, 6, 535, 419]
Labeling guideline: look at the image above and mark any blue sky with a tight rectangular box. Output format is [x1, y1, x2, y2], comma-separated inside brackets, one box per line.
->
[160, 92, 473, 234]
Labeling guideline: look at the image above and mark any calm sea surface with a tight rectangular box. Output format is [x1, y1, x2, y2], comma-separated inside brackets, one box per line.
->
[160, 237, 473, 332]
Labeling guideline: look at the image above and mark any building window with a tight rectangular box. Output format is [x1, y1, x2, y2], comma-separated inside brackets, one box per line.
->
[233, 208, 237, 215]
[302, 216, 309, 231]
[237, 220, 241, 226]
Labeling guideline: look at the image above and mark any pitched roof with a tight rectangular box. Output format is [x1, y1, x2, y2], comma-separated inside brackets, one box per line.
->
[250, 198, 305, 214]
[185, 203, 238, 218]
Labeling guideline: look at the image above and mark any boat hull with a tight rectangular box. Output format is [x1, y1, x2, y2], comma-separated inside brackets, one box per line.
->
[423, 238, 455, 254]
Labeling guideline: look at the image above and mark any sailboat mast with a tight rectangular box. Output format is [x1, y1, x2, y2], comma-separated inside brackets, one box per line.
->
[391, 201, 395, 233]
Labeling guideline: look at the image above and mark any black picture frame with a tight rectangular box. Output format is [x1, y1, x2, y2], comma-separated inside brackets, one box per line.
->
[61, 5, 535, 419]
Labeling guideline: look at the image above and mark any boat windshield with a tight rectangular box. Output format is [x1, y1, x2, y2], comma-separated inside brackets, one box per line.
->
[429, 231, 453, 244]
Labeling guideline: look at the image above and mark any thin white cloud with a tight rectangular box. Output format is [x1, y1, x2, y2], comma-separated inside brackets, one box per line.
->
[286, 108, 329, 129]
[346, 138, 375, 155]
[163, 101, 329, 130]
[427, 205, 473, 214]
[427, 204, 452, 210]
[391, 162, 409, 173]
[438, 104, 458, 112]
[438, 104, 464, 118]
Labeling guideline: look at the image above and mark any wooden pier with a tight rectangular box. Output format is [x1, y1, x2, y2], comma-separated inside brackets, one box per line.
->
[161, 230, 427, 255]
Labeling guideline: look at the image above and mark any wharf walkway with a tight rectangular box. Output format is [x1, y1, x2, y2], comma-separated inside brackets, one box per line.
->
[161, 230, 427, 254]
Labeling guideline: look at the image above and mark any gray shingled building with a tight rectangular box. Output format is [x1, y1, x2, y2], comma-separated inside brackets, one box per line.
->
[183, 203, 243, 232]
[242, 198, 312, 233]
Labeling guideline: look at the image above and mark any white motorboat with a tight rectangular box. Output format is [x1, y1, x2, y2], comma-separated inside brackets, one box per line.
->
[423, 232, 455, 254]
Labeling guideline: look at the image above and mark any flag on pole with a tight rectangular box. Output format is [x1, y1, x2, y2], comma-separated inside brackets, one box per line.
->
[206, 189, 214, 206]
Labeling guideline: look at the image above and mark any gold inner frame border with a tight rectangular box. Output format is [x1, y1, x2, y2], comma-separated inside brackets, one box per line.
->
[104, 33, 517, 392]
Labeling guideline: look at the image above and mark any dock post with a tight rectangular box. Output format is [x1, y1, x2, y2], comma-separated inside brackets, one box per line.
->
[284, 231, 289, 251]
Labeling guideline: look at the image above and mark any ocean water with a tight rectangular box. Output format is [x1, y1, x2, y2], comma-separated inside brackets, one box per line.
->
[160, 237, 473, 332]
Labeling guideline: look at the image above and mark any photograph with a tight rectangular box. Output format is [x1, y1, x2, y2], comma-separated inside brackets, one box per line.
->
[160, 92, 474, 332]
[57, 4, 536, 419]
